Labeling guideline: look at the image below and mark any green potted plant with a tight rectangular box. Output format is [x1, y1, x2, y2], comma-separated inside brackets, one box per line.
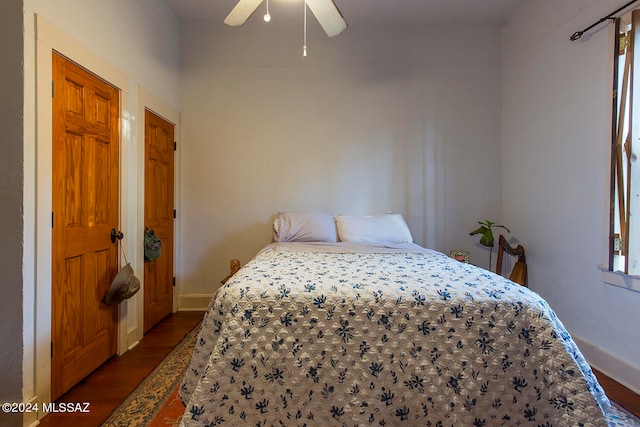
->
[469, 220, 509, 270]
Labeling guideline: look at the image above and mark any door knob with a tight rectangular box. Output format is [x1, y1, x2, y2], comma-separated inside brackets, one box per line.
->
[111, 228, 124, 243]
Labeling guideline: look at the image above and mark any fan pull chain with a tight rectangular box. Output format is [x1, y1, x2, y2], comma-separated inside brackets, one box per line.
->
[303, 1, 308, 57]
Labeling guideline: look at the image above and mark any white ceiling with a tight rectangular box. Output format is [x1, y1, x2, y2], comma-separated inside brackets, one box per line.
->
[165, 0, 526, 26]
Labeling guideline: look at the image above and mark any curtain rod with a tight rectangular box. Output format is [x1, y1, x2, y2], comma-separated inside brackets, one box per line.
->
[570, 0, 640, 41]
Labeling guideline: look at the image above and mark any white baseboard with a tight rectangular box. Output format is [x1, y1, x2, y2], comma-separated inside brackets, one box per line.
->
[572, 334, 640, 395]
[178, 293, 214, 311]
[20, 396, 38, 427]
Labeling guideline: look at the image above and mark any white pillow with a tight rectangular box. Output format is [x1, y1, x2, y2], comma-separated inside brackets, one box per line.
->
[335, 214, 413, 244]
[273, 211, 338, 243]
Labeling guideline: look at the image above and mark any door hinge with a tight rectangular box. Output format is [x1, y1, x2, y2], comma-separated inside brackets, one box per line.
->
[52, 212, 54, 228]
[173, 209, 176, 219]
[173, 277, 176, 287]
[50, 342, 53, 358]
[52, 81, 54, 98]
[614, 234, 625, 254]
[174, 141, 177, 151]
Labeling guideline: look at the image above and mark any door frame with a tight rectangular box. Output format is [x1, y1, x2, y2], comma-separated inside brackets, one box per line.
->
[34, 15, 131, 407]
[134, 88, 181, 345]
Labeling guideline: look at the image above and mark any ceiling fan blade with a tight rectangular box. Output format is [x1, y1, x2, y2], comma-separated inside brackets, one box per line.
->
[305, 0, 347, 37]
[224, 0, 265, 26]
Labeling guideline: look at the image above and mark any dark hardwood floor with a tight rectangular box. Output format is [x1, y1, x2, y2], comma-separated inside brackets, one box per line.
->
[39, 311, 205, 427]
[593, 368, 640, 418]
[37, 310, 639, 426]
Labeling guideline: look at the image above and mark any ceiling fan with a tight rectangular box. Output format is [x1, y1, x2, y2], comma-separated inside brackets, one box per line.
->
[224, 0, 347, 37]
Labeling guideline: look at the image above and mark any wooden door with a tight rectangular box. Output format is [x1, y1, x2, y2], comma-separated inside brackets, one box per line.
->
[51, 53, 120, 399]
[144, 110, 175, 332]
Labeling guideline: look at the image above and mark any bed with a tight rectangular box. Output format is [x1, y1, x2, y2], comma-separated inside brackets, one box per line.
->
[179, 212, 610, 426]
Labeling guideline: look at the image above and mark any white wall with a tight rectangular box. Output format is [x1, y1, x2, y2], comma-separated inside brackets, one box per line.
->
[177, 21, 504, 300]
[502, 0, 640, 392]
[21, 0, 181, 420]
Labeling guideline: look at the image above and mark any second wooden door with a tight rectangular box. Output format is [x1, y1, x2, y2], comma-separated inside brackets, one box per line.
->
[144, 109, 175, 332]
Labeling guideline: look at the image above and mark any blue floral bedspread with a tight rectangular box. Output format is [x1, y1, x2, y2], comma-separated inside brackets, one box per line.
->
[180, 243, 610, 426]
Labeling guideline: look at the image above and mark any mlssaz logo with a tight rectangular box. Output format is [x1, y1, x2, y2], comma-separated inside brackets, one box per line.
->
[43, 402, 91, 413]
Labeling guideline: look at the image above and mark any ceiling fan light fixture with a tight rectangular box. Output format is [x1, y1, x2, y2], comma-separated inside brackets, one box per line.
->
[224, 0, 347, 56]
[263, 0, 271, 22]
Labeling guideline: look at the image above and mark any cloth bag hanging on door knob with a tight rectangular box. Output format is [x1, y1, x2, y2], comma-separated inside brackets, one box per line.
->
[105, 264, 141, 306]
[105, 237, 140, 306]
[144, 227, 162, 262]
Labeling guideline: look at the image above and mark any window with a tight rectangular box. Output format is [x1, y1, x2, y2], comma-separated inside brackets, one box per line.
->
[611, 12, 640, 274]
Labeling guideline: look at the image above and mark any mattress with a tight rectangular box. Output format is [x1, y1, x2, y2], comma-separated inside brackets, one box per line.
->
[179, 242, 610, 426]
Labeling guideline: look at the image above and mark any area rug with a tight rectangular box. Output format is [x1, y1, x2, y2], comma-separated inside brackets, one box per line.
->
[101, 323, 200, 427]
[104, 322, 639, 427]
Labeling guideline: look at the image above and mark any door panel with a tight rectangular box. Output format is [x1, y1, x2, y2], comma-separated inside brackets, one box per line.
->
[144, 109, 175, 332]
[51, 52, 120, 399]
